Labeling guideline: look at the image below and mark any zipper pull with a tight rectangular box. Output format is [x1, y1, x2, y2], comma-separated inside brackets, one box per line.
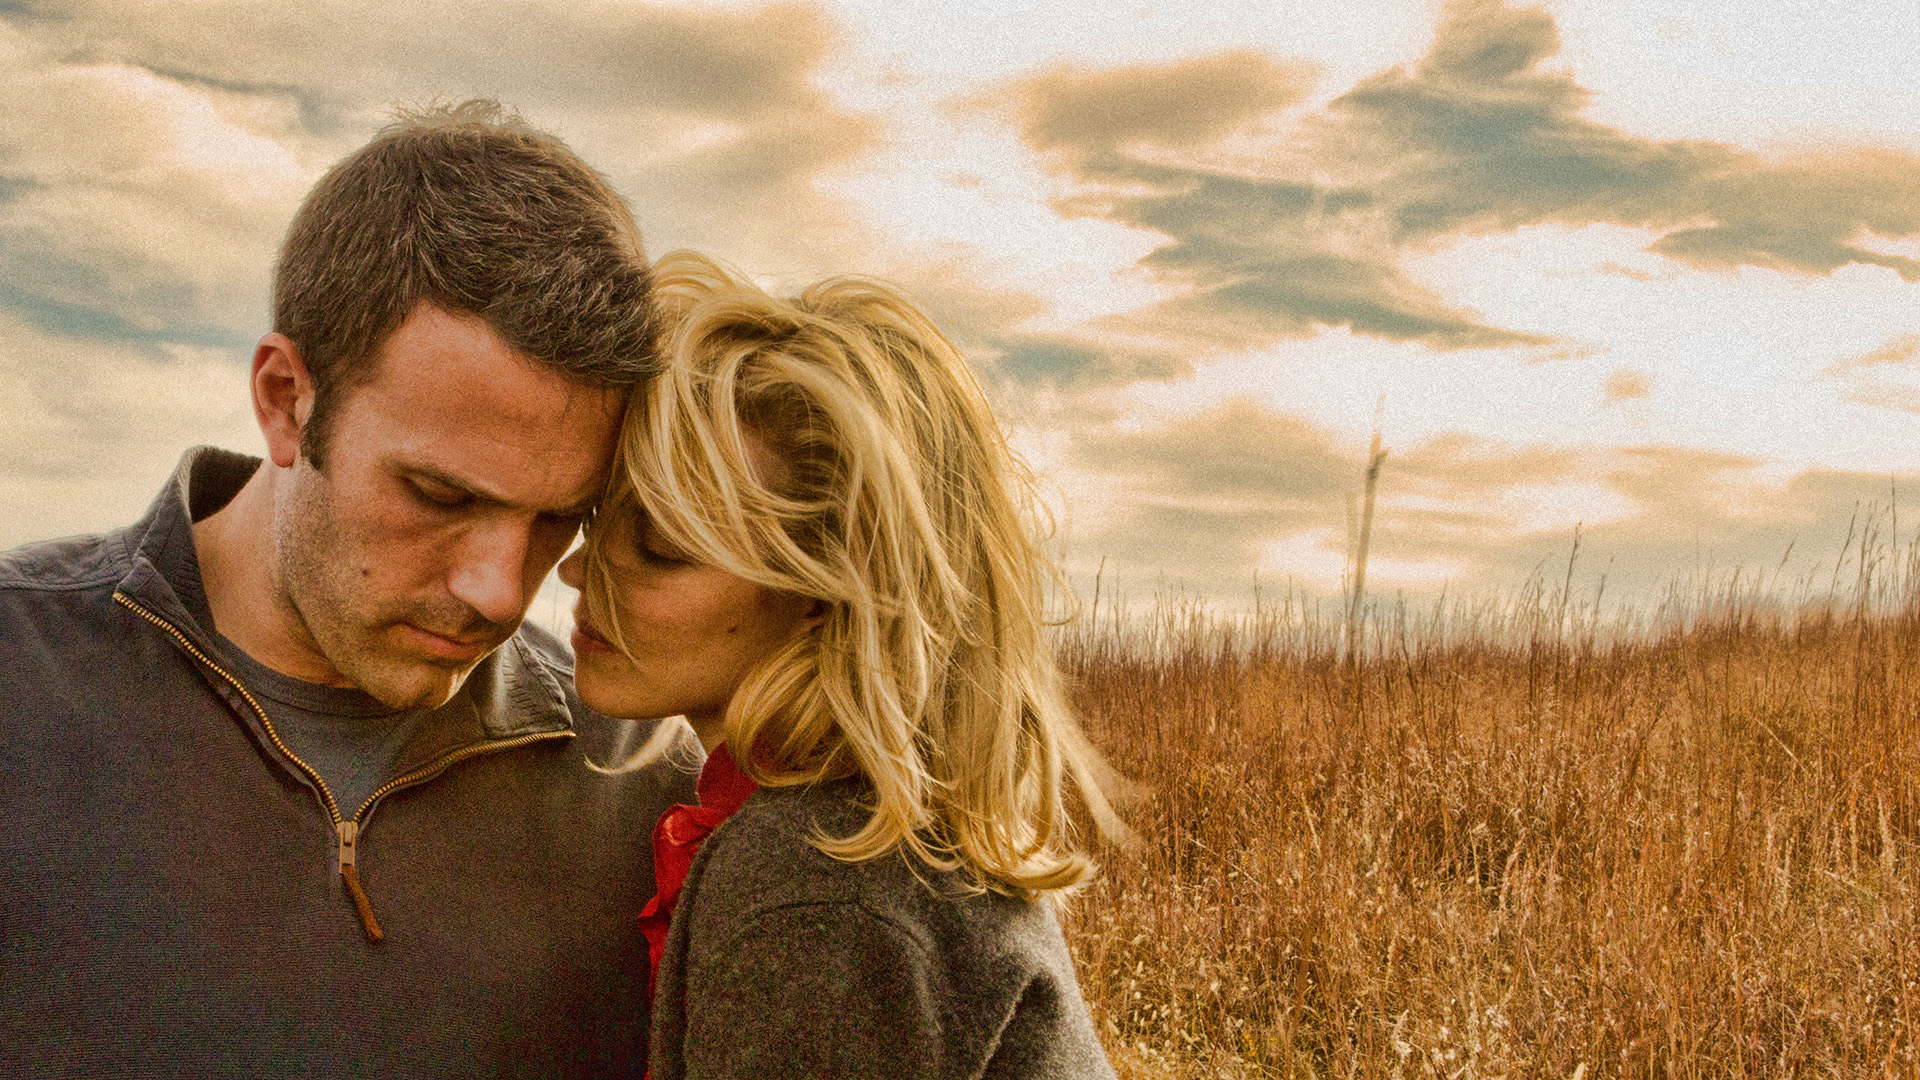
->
[337, 820, 385, 942]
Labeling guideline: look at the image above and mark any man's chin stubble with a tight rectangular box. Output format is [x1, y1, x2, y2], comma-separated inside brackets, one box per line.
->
[339, 636, 493, 711]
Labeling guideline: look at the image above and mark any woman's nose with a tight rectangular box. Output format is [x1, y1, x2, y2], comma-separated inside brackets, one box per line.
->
[557, 545, 586, 589]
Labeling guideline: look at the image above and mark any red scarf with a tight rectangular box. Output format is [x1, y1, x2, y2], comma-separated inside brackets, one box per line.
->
[640, 743, 759, 1010]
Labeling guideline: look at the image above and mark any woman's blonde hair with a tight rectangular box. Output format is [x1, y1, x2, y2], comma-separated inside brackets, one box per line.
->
[581, 251, 1125, 898]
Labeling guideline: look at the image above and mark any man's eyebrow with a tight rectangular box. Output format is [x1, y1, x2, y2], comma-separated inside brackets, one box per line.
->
[402, 464, 597, 517]
[403, 464, 502, 503]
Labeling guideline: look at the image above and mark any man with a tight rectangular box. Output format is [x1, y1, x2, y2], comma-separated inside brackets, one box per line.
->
[0, 102, 696, 1077]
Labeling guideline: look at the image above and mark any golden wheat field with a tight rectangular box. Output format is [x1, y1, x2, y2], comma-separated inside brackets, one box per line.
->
[1058, 558, 1920, 1078]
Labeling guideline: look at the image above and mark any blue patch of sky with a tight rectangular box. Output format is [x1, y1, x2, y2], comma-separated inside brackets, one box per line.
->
[0, 215, 257, 351]
[0, 282, 254, 353]
[997, 337, 1105, 384]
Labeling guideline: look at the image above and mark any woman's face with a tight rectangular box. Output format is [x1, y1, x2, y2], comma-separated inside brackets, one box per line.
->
[557, 505, 819, 745]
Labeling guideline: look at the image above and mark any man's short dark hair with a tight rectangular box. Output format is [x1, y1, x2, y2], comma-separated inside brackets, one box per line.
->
[273, 100, 658, 468]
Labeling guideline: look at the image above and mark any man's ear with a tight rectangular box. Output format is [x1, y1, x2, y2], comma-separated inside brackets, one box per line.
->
[252, 333, 314, 469]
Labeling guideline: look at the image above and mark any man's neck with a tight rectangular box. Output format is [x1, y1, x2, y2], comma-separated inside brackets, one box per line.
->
[191, 467, 349, 686]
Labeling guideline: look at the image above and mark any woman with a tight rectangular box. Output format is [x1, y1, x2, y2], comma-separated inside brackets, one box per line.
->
[556, 252, 1125, 1079]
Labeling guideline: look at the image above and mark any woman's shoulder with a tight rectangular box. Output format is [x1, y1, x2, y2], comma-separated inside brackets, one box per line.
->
[675, 780, 1113, 1079]
[689, 779, 1066, 960]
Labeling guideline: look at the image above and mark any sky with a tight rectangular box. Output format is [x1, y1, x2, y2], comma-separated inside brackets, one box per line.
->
[3, 0, 1919, 618]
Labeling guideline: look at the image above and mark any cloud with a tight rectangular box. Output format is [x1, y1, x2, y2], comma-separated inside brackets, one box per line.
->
[1324, 2, 1920, 275]
[10, 0, 843, 125]
[1389, 431, 1580, 497]
[0, 0, 879, 348]
[1602, 367, 1651, 403]
[0, 308, 261, 548]
[1525, 340, 1605, 365]
[863, 250, 1188, 393]
[964, 0, 1920, 385]
[0, 0, 885, 550]
[1007, 50, 1316, 155]
[1058, 399, 1356, 586]
[1820, 333, 1920, 413]
[0, 308, 255, 476]
[0, 21, 310, 342]
[1053, 396, 1910, 606]
[984, 332, 1188, 389]
[1823, 333, 1920, 376]
[1598, 261, 1656, 282]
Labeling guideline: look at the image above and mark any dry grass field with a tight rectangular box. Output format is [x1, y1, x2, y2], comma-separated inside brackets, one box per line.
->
[1059, 552, 1920, 1078]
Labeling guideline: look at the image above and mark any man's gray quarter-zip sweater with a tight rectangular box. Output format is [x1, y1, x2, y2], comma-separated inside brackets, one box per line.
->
[0, 446, 697, 1078]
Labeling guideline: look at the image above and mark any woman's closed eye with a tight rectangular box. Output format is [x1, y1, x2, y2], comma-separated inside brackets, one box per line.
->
[634, 522, 694, 567]
[638, 543, 690, 567]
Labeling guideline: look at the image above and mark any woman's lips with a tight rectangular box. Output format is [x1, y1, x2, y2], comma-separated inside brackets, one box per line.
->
[571, 610, 616, 655]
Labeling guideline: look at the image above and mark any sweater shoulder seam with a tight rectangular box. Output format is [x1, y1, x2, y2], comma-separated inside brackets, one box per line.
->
[710, 895, 934, 961]
[0, 571, 123, 593]
[0, 531, 132, 593]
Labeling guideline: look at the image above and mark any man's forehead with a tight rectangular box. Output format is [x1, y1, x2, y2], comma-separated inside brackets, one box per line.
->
[360, 353, 623, 425]
[340, 357, 622, 509]
[355, 369, 619, 442]
[358, 304, 624, 411]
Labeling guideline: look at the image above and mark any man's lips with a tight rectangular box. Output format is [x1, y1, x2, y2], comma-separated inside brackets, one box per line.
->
[398, 622, 495, 663]
[571, 610, 616, 655]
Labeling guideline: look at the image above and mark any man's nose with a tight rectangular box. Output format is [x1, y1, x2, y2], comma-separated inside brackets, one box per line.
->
[447, 521, 533, 626]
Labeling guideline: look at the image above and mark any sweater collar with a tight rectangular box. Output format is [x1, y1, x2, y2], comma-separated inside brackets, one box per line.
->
[115, 445, 261, 649]
[696, 743, 760, 816]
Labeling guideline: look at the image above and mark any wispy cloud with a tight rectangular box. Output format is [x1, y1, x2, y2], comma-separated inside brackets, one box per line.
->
[1603, 367, 1652, 404]
[1002, 49, 1316, 154]
[1823, 333, 1920, 376]
[963, 0, 1920, 386]
[1819, 333, 1920, 413]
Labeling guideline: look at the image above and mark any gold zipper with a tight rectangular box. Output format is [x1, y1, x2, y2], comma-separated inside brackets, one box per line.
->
[114, 592, 572, 942]
[115, 593, 348, 819]
[353, 728, 570, 817]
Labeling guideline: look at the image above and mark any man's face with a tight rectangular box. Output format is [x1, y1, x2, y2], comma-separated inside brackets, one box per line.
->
[275, 302, 623, 710]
